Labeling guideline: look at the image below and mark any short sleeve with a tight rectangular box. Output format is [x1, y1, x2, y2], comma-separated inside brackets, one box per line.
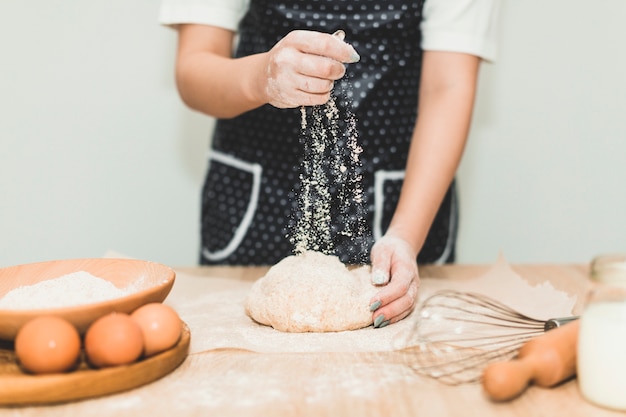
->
[158, 0, 250, 31]
[421, 0, 501, 62]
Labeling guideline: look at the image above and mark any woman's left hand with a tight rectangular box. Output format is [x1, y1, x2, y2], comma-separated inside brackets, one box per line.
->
[368, 235, 420, 328]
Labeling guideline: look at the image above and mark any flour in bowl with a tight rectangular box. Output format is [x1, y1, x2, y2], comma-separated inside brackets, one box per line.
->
[0, 271, 130, 310]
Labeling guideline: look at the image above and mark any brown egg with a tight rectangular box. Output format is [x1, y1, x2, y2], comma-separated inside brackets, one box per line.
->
[84, 312, 144, 368]
[131, 302, 182, 357]
[15, 315, 81, 374]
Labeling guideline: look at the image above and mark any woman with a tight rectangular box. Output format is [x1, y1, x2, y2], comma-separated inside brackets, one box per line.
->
[159, 0, 500, 328]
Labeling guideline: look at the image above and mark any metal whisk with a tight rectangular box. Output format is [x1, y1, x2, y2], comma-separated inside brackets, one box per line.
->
[398, 289, 578, 385]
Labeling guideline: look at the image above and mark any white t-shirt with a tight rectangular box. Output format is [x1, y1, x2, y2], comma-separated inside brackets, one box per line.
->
[158, 0, 500, 61]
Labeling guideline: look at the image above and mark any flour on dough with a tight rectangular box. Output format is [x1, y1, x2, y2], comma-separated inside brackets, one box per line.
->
[245, 251, 377, 332]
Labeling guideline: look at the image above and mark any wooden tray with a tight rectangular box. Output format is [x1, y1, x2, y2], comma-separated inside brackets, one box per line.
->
[0, 322, 190, 406]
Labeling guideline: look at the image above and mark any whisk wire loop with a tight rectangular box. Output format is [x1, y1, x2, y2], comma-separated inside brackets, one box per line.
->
[402, 289, 577, 385]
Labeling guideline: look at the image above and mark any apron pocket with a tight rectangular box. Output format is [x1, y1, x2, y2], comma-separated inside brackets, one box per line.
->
[201, 151, 262, 262]
[373, 170, 457, 264]
[373, 170, 404, 240]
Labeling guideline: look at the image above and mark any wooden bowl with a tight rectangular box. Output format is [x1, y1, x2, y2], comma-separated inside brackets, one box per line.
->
[0, 258, 175, 340]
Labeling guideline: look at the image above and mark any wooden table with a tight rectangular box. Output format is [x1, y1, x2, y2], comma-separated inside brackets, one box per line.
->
[2, 263, 625, 417]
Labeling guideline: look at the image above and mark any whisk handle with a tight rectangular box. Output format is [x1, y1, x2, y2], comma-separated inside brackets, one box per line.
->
[544, 316, 579, 331]
[482, 320, 580, 401]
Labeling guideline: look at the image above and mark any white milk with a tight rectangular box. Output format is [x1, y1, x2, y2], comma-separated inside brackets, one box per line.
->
[577, 301, 626, 411]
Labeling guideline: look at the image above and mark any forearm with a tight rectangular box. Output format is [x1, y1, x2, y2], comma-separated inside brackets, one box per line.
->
[387, 51, 480, 254]
[175, 25, 268, 118]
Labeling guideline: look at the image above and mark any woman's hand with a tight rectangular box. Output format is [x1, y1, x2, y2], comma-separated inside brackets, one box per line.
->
[368, 235, 420, 328]
[259, 30, 360, 108]
[176, 26, 359, 118]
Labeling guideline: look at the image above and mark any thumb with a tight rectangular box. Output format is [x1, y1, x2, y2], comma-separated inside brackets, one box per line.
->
[370, 241, 392, 285]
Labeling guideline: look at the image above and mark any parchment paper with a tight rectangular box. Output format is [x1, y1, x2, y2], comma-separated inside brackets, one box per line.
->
[165, 255, 577, 355]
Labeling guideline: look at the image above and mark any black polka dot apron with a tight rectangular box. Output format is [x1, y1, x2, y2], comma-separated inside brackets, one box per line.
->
[200, 0, 458, 265]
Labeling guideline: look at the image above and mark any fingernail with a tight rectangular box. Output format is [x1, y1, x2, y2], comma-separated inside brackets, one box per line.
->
[332, 30, 359, 63]
[369, 300, 382, 312]
[378, 320, 391, 329]
[374, 315, 386, 328]
[348, 49, 360, 63]
[372, 270, 387, 285]
[332, 30, 346, 41]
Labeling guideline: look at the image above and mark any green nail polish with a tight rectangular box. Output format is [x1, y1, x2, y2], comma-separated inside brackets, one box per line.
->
[374, 315, 385, 328]
[369, 300, 382, 312]
[349, 51, 361, 63]
[378, 320, 391, 329]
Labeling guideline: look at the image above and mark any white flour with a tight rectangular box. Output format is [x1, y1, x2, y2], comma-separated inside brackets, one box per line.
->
[0, 271, 130, 309]
[290, 78, 369, 262]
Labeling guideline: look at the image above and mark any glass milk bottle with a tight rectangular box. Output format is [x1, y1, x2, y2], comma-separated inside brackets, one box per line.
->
[577, 254, 626, 411]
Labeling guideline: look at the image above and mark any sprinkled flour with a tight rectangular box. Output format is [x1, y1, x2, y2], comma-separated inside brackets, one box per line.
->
[0, 271, 131, 309]
[289, 76, 369, 263]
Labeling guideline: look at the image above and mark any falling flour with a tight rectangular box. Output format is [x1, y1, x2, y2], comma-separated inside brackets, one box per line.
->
[0, 271, 130, 310]
[290, 77, 369, 263]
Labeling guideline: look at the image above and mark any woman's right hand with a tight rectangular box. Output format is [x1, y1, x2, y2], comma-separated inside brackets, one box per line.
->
[259, 30, 360, 108]
[175, 26, 359, 118]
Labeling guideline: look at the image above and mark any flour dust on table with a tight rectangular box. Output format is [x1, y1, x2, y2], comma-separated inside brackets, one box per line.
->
[245, 251, 377, 332]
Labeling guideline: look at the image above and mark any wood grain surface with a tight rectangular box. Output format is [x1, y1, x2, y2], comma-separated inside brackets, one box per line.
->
[2, 263, 625, 417]
[0, 322, 190, 406]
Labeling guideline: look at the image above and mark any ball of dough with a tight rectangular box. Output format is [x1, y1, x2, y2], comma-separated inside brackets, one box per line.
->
[245, 251, 377, 332]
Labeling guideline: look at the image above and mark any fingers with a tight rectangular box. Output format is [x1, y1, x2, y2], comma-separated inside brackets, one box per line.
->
[301, 76, 335, 95]
[371, 275, 419, 328]
[265, 30, 357, 108]
[370, 241, 393, 285]
[285, 30, 360, 64]
[271, 44, 347, 82]
[368, 236, 420, 328]
[266, 75, 334, 108]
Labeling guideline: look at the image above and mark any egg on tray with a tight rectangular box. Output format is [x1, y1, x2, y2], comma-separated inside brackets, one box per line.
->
[12, 302, 183, 375]
[84, 312, 145, 368]
[131, 302, 183, 357]
[15, 316, 82, 374]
